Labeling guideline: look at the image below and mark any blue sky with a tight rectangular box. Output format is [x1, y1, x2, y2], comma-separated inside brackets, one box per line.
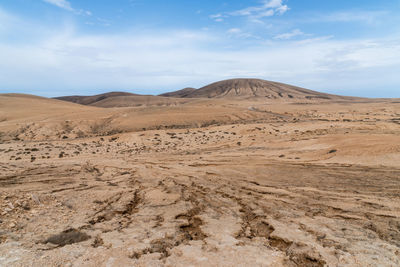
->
[0, 0, 399, 97]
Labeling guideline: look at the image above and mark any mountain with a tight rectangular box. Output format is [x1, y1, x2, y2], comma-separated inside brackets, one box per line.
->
[55, 91, 194, 108]
[54, 92, 139, 106]
[54, 79, 356, 108]
[89, 95, 193, 108]
[162, 79, 345, 100]
[159, 87, 196, 98]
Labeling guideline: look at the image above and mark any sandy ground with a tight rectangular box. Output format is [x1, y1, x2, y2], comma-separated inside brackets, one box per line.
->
[0, 95, 400, 266]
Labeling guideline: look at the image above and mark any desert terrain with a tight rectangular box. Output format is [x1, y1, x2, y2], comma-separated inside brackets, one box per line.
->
[0, 79, 400, 266]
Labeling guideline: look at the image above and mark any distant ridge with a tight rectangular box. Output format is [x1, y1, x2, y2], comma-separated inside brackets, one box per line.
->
[54, 78, 356, 108]
[55, 92, 138, 105]
[54, 91, 193, 108]
[88, 95, 192, 108]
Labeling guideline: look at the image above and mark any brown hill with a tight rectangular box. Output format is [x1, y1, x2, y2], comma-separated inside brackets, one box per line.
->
[0, 93, 96, 129]
[91, 95, 194, 108]
[165, 78, 347, 100]
[54, 92, 139, 106]
[55, 92, 196, 108]
[54, 79, 359, 109]
[0, 93, 263, 140]
[159, 87, 196, 98]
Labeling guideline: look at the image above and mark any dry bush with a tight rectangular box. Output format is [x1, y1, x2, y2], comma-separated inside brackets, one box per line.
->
[62, 121, 73, 133]
[76, 130, 86, 138]
[90, 118, 123, 137]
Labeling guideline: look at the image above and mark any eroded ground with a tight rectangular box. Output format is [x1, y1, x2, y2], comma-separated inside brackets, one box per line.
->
[1, 100, 400, 266]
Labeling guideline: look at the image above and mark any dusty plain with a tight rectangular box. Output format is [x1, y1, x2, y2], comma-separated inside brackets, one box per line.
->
[1, 92, 400, 266]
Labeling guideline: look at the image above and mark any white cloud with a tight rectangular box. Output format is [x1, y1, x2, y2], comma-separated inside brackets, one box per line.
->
[226, 28, 257, 39]
[307, 10, 388, 24]
[264, 0, 283, 8]
[43, 0, 73, 11]
[274, 29, 304, 40]
[209, 13, 225, 22]
[210, 0, 289, 23]
[229, 0, 289, 19]
[209, 14, 222, 18]
[227, 28, 241, 34]
[276, 5, 289, 15]
[43, 0, 92, 16]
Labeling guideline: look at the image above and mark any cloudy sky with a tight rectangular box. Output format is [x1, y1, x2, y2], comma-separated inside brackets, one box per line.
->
[0, 0, 399, 97]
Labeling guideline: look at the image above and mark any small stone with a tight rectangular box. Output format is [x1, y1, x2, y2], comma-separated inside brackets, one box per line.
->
[22, 201, 31, 210]
[31, 194, 41, 205]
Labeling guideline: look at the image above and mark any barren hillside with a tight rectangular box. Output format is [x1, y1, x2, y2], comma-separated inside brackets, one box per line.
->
[55, 92, 139, 106]
[159, 87, 196, 98]
[164, 79, 353, 100]
[90, 95, 195, 108]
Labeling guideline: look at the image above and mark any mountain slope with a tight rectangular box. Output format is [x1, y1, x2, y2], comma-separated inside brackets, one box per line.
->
[54, 92, 139, 106]
[165, 79, 347, 100]
[159, 87, 196, 98]
[0, 93, 94, 123]
[91, 95, 194, 108]
[54, 79, 358, 108]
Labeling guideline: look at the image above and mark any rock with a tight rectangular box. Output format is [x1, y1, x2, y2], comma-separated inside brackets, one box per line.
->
[30, 209, 39, 214]
[21, 201, 30, 210]
[31, 194, 41, 205]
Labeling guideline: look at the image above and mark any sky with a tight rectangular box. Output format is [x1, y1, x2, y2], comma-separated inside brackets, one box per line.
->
[0, 0, 400, 97]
